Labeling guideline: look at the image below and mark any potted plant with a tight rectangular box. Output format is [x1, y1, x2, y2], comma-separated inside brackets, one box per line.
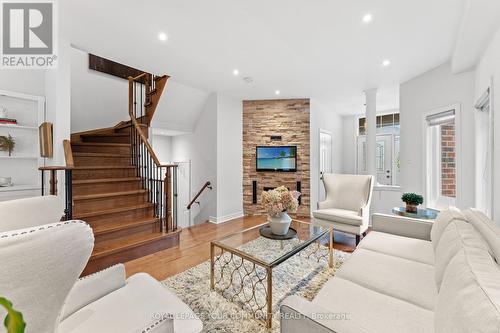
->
[0, 134, 15, 156]
[261, 186, 301, 235]
[401, 193, 424, 213]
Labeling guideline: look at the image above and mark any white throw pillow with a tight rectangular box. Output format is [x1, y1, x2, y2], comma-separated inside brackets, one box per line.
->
[434, 219, 488, 289]
[465, 209, 500, 262]
[435, 245, 500, 333]
[430, 207, 466, 250]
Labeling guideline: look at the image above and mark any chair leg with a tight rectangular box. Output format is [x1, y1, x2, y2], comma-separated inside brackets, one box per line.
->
[362, 231, 367, 237]
[355, 235, 361, 246]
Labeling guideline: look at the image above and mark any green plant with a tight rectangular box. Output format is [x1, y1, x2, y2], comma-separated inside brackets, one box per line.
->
[401, 193, 423, 206]
[0, 297, 25, 333]
[0, 134, 15, 156]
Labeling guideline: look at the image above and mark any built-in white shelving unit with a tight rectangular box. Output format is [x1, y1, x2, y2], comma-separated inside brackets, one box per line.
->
[0, 89, 45, 202]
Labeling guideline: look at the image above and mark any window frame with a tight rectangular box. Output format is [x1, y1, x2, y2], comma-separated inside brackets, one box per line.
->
[422, 103, 462, 210]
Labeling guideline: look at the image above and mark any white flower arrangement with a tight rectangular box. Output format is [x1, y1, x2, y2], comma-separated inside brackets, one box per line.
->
[261, 186, 301, 216]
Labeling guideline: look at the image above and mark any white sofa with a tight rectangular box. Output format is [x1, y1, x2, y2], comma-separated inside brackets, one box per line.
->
[313, 174, 374, 245]
[0, 196, 203, 333]
[281, 207, 500, 333]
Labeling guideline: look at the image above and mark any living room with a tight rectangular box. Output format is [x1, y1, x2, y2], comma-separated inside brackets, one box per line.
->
[1, 1, 500, 332]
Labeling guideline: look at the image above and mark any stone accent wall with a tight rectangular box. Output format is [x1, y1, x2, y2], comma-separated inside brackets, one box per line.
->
[441, 123, 456, 198]
[243, 99, 310, 216]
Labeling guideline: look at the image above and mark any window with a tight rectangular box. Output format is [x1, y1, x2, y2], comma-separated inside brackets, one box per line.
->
[357, 112, 400, 186]
[425, 107, 458, 209]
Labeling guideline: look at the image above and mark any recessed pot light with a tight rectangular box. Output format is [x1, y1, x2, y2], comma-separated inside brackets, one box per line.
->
[233, 69, 239, 76]
[382, 59, 391, 67]
[275, 90, 280, 95]
[158, 32, 168, 41]
[362, 14, 373, 23]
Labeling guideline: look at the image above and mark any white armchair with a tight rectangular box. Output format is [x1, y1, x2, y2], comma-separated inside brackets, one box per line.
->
[313, 173, 374, 245]
[0, 196, 202, 333]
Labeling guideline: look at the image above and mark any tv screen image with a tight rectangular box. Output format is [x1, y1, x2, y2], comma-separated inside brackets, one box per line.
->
[256, 146, 297, 171]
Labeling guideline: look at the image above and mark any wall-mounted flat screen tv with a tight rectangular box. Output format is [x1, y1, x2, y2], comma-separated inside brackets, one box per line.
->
[256, 146, 297, 172]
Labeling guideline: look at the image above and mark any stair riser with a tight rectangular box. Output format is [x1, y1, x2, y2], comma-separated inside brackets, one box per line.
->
[82, 233, 180, 276]
[81, 136, 131, 144]
[115, 127, 149, 139]
[73, 168, 137, 180]
[74, 156, 132, 166]
[73, 180, 142, 196]
[80, 206, 155, 226]
[94, 222, 159, 243]
[72, 145, 131, 154]
[74, 193, 148, 215]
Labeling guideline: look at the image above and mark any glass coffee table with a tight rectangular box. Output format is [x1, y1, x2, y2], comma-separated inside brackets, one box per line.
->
[210, 219, 334, 328]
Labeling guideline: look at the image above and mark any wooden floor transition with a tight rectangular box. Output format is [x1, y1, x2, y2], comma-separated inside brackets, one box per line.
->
[124, 215, 357, 280]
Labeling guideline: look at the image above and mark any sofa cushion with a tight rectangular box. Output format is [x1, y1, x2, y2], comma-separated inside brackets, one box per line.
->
[430, 207, 466, 250]
[336, 248, 437, 310]
[358, 231, 434, 265]
[59, 272, 202, 333]
[313, 208, 362, 226]
[435, 245, 500, 332]
[434, 219, 488, 289]
[314, 277, 434, 333]
[465, 208, 500, 261]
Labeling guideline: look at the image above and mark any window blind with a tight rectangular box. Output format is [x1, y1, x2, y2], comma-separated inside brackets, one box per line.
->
[426, 109, 455, 126]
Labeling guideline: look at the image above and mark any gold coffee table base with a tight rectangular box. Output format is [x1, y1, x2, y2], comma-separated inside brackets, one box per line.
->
[210, 228, 333, 328]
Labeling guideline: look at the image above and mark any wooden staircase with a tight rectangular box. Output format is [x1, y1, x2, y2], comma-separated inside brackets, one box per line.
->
[71, 123, 179, 276]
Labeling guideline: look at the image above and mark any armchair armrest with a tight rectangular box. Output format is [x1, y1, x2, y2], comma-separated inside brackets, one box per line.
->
[61, 264, 126, 320]
[371, 214, 433, 241]
[140, 315, 174, 333]
[280, 296, 370, 333]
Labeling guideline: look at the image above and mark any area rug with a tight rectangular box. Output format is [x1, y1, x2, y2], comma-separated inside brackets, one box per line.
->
[162, 236, 350, 332]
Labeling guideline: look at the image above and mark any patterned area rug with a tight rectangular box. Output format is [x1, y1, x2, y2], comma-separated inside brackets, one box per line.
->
[163, 236, 350, 332]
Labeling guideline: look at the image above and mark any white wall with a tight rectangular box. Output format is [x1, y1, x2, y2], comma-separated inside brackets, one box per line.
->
[0, 71, 45, 96]
[400, 62, 475, 209]
[475, 25, 500, 222]
[172, 93, 218, 225]
[216, 94, 243, 221]
[310, 99, 343, 212]
[342, 115, 357, 174]
[151, 134, 173, 163]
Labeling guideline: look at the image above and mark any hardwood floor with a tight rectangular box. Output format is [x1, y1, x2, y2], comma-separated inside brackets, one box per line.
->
[124, 215, 357, 280]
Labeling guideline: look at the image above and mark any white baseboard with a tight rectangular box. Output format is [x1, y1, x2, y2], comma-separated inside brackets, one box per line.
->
[209, 211, 244, 224]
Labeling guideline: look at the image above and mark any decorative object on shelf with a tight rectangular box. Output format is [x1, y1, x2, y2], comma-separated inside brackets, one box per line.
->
[39, 122, 53, 157]
[261, 186, 301, 235]
[0, 134, 15, 156]
[0, 107, 8, 119]
[401, 192, 424, 213]
[0, 177, 13, 187]
[259, 225, 297, 240]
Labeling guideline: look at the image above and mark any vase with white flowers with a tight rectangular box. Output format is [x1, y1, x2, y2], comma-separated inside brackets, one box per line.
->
[261, 186, 301, 235]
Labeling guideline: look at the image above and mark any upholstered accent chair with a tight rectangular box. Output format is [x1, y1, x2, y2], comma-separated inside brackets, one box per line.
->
[0, 196, 202, 333]
[313, 173, 374, 245]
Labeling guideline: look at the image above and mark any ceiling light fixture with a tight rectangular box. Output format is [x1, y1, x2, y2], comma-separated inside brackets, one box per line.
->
[362, 13, 373, 23]
[382, 59, 391, 67]
[275, 90, 280, 96]
[158, 32, 168, 42]
[233, 69, 239, 76]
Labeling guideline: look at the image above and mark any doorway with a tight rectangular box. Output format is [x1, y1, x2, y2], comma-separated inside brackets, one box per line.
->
[319, 129, 333, 201]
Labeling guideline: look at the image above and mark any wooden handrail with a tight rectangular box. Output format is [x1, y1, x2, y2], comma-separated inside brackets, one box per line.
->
[38, 139, 75, 171]
[187, 181, 212, 209]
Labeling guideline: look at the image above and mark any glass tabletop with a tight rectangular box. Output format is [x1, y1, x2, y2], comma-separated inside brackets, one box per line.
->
[213, 219, 332, 268]
[392, 207, 439, 219]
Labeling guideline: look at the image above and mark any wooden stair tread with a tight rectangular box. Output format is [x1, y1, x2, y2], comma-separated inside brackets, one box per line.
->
[73, 152, 130, 157]
[91, 230, 180, 260]
[73, 177, 141, 185]
[72, 142, 131, 147]
[93, 217, 159, 236]
[73, 189, 147, 201]
[81, 133, 129, 137]
[74, 203, 154, 219]
[74, 165, 136, 170]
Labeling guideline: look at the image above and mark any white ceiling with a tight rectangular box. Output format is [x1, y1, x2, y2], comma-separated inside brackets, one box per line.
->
[64, 0, 466, 115]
